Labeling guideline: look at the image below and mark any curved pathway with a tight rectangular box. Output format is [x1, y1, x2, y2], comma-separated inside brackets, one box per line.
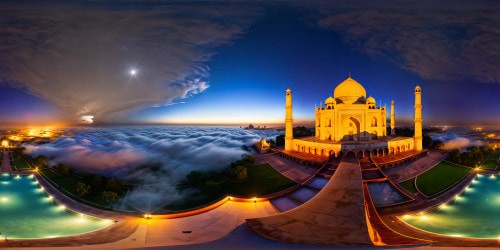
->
[1, 149, 11, 172]
[247, 157, 374, 246]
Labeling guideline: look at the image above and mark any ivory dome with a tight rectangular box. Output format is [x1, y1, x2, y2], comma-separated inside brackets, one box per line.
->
[325, 96, 335, 104]
[333, 76, 366, 104]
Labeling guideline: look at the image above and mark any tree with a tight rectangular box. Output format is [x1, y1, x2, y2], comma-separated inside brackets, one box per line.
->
[34, 155, 48, 168]
[231, 165, 248, 181]
[105, 178, 123, 192]
[75, 182, 91, 197]
[204, 180, 221, 194]
[243, 154, 254, 164]
[185, 170, 208, 187]
[99, 191, 118, 204]
[91, 176, 103, 190]
[447, 149, 461, 164]
[268, 139, 275, 147]
[57, 163, 70, 176]
[275, 135, 285, 147]
[241, 145, 251, 152]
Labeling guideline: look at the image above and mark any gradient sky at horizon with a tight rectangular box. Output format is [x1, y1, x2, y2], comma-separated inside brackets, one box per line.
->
[0, 1, 498, 127]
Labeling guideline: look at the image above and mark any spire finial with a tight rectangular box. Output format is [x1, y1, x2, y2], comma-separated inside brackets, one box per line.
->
[348, 72, 351, 78]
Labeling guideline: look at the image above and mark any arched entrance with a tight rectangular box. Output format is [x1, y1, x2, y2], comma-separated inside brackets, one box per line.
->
[342, 117, 361, 141]
[365, 150, 371, 157]
[346, 151, 355, 157]
[357, 151, 364, 158]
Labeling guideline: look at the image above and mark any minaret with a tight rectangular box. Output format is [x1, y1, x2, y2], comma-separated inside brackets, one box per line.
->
[414, 86, 423, 151]
[390, 100, 396, 136]
[285, 89, 293, 151]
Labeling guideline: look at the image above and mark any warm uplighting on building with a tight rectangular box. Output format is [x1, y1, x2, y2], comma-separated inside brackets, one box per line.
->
[419, 214, 428, 221]
[253, 197, 257, 203]
[144, 213, 152, 220]
[58, 205, 66, 210]
[228, 196, 232, 201]
[402, 214, 411, 219]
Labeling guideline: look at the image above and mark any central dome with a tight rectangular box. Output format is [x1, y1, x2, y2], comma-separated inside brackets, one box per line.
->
[333, 76, 366, 104]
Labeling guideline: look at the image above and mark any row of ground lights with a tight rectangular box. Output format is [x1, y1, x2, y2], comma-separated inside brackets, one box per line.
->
[401, 173, 500, 239]
[143, 196, 261, 220]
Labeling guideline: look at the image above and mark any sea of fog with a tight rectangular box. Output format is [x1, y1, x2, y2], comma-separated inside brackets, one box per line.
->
[24, 126, 282, 211]
[429, 127, 488, 151]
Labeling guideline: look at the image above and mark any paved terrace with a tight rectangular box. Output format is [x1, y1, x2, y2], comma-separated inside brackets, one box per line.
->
[1, 149, 11, 173]
[384, 150, 447, 183]
[254, 152, 317, 183]
[281, 150, 328, 164]
[246, 157, 373, 246]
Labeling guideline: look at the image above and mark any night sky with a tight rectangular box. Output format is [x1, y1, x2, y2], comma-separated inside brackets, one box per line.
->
[0, 1, 498, 127]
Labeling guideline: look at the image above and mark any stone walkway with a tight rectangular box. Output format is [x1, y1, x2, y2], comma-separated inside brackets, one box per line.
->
[247, 156, 374, 246]
[384, 150, 447, 182]
[1, 149, 11, 172]
[254, 153, 316, 183]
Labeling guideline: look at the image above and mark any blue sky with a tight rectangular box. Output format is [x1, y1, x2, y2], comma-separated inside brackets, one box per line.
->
[0, 1, 498, 127]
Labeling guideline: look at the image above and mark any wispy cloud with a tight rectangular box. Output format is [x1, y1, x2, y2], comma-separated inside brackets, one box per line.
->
[316, 2, 499, 84]
[0, 2, 262, 123]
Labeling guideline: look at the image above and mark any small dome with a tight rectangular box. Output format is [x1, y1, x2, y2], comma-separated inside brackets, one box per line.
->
[333, 75, 366, 104]
[366, 96, 376, 104]
[325, 96, 335, 104]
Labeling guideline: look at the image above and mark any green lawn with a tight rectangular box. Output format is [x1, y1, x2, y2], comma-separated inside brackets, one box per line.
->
[13, 159, 31, 170]
[399, 178, 417, 193]
[480, 159, 498, 170]
[416, 162, 472, 197]
[221, 163, 296, 197]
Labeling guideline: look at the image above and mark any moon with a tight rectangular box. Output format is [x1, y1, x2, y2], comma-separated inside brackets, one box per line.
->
[129, 69, 137, 76]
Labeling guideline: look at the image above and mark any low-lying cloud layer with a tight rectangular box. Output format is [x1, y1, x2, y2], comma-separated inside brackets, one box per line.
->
[25, 126, 280, 211]
[0, 2, 261, 123]
[431, 132, 486, 151]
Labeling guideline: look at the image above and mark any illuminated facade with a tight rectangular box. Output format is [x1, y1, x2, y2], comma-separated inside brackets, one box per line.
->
[284, 75, 423, 157]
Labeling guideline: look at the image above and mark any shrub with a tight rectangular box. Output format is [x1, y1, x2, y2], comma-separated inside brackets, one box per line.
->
[231, 165, 248, 181]
[185, 170, 208, 187]
[105, 178, 123, 192]
[99, 191, 118, 204]
[75, 182, 91, 197]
